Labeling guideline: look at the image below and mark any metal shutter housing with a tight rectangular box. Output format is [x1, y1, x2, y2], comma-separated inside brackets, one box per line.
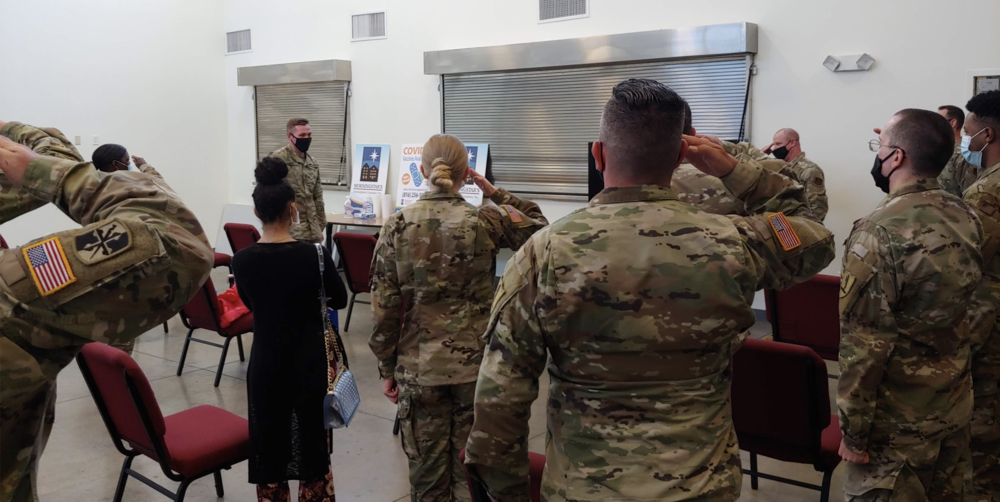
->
[255, 82, 349, 187]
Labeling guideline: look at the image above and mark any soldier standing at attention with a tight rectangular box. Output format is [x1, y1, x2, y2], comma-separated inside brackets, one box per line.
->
[267, 118, 326, 243]
[961, 89, 1000, 502]
[936, 105, 980, 197]
[0, 121, 213, 502]
[836, 109, 983, 502]
[464, 79, 835, 502]
[369, 134, 547, 502]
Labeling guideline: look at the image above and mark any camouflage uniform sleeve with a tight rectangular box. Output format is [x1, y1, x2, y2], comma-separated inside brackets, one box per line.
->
[478, 188, 549, 250]
[311, 163, 327, 243]
[465, 235, 548, 502]
[0, 122, 85, 223]
[722, 141, 770, 162]
[369, 217, 403, 379]
[836, 222, 898, 455]
[721, 159, 836, 291]
[800, 166, 828, 222]
[138, 163, 164, 181]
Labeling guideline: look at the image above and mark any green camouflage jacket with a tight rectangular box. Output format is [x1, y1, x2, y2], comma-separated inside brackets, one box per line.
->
[466, 158, 836, 502]
[724, 142, 828, 222]
[369, 188, 547, 386]
[938, 143, 980, 198]
[671, 164, 745, 215]
[836, 178, 983, 496]
[267, 145, 326, 243]
[966, 161, 1000, 409]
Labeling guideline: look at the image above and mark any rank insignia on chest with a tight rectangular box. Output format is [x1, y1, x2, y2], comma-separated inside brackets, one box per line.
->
[501, 205, 523, 223]
[75, 221, 132, 265]
[768, 212, 801, 251]
[23, 238, 77, 296]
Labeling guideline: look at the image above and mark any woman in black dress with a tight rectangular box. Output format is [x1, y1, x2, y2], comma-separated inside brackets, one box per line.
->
[232, 157, 348, 502]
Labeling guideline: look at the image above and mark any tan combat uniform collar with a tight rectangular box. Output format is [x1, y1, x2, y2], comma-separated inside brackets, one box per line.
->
[419, 190, 465, 202]
[590, 185, 679, 206]
[787, 152, 806, 164]
[979, 160, 1000, 180]
[279, 144, 314, 166]
[888, 178, 942, 199]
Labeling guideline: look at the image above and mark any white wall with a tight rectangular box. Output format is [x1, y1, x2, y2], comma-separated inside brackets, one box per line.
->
[0, 0, 229, 247]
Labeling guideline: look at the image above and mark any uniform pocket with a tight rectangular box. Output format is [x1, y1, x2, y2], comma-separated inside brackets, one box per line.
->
[397, 395, 421, 461]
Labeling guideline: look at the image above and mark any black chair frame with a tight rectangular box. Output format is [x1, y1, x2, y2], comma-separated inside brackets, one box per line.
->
[176, 284, 245, 387]
[76, 353, 234, 502]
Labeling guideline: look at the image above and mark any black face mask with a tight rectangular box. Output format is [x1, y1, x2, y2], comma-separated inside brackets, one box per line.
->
[772, 145, 790, 160]
[292, 136, 312, 154]
[870, 149, 899, 194]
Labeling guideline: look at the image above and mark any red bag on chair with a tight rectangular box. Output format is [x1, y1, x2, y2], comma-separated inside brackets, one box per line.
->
[217, 286, 250, 328]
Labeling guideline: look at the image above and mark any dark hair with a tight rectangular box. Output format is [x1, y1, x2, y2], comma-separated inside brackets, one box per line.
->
[92, 144, 127, 173]
[888, 109, 955, 177]
[253, 157, 295, 224]
[599, 79, 686, 180]
[966, 90, 1000, 130]
[937, 105, 965, 130]
[286, 117, 309, 133]
[682, 100, 693, 136]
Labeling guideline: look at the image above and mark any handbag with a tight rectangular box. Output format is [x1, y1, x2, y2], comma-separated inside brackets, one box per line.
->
[315, 244, 360, 429]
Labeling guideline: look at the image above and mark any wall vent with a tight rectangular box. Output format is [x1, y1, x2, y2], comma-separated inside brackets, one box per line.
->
[352, 12, 387, 41]
[539, 0, 588, 22]
[226, 29, 252, 54]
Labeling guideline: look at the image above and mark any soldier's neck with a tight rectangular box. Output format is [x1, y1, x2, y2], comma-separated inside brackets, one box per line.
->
[291, 145, 305, 158]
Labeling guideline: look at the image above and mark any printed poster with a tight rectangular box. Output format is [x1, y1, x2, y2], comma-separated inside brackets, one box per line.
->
[459, 143, 489, 206]
[351, 144, 390, 196]
[395, 143, 490, 208]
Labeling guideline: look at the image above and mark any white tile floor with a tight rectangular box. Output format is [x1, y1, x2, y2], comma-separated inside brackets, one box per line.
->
[37, 269, 845, 501]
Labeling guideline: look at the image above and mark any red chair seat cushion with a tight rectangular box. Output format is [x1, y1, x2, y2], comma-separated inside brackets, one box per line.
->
[163, 405, 249, 477]
[819, 415, 844, 471]
[214, 252, 232, 268]
[223, 312, 254, 336]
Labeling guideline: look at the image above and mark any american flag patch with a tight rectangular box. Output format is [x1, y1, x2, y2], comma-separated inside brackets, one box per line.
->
[23, 238, 76, 296]
[768, 213, 801, 251]
[502, 205, 523, 223]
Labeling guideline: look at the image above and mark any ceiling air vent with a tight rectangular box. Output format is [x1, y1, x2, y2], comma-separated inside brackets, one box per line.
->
[226, 29, 252, 54]
[539, 0, 588, 22]
[352, 11, 386, 41]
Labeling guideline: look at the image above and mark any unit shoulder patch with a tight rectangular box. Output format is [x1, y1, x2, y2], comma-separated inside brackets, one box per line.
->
[74, 220, 132, 265]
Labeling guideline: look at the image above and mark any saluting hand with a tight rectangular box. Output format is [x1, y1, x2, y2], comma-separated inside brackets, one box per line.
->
[683, 135, 739, 178]
[761, 143, 774, 155]
[468, 167, 497, 197]
[131, 155, 147, 168]
[0, 136, 38, 186]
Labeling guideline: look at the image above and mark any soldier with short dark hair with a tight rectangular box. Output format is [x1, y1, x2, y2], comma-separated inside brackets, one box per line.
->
[936, 104, 980, 197]
[267, 117, 326, 243]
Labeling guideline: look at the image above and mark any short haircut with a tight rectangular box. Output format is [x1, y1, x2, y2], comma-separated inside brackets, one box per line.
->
[682, 100, 693, 135]
[286, 117, 309, 133]
[887, 109, 955, 177]
[599, 79, 686, 178]
[92, 144, 127, 173]
[776, 128, 800, 141]
[937, 105, 965, 130]
[966, 90, 1000, 130]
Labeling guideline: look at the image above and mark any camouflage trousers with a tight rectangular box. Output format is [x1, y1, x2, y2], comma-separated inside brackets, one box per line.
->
[968, 396, 1000, 502]
[846, 427, 971, 502]
[397, 382, 476, 502]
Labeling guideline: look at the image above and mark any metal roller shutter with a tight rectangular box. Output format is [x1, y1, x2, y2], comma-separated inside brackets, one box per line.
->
[255, 81, 349, 188]
[443, 57, 749, 197]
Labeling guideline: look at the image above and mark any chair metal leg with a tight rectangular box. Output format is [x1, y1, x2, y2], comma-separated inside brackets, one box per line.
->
[345, 293, 356, 332]
[749, 452, 759, 490]
[163, 322, 169, 334]
[393, 413, 400, 436]
[176, 328, 194, 376]
[215, 338, 232, 387]
[112, 455, 135, 502]
[214, 470, 225, 497]
[820, 469, 833, 502]
[175, 479, 193, 502]
[237, 334, 245, 362]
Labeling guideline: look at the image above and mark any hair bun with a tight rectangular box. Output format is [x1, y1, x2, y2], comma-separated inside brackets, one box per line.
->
[255, 157, 289, 186]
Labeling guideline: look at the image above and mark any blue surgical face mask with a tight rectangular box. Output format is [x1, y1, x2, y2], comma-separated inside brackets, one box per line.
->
[961, 128, 988, 168]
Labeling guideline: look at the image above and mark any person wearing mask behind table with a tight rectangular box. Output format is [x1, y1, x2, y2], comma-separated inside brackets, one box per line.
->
[936, 105, 979, 197]
[92, 143, 164, 180]
[231, 157, 348, 502]
[836, 109, 983, 502]
[369, 134, 547, 502]
[267, 118, 326, 244]
[464, 79, 834, 502]
[960, 89, 1000, 502]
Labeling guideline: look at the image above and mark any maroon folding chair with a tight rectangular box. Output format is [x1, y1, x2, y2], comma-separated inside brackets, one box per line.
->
[459, 449, 545, 502]
[764, 274, 841, 363]
[176, 277, 253, 387]
[732, 338, 842, 502]
[0, 234, 7, 249]
[224, 223, 260, 254]
[333, 232, 377, 332]
[164, 252, 232, 335]
[77, 343, 249, 502]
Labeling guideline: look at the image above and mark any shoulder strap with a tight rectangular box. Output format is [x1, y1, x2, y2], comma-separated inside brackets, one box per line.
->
[315, 243, 327, 305]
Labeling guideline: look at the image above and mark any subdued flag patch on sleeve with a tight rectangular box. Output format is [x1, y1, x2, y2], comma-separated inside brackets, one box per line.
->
[768, 212, 801, 251]
[23, 238, 76, 296]
[501, 205, 523, 223]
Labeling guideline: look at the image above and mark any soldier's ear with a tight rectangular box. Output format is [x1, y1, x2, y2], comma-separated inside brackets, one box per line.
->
[419, 164, 427, 178]
[592, 142, 605, 172]
[253, 207, 260, 219]
[675, 138, 689, 168]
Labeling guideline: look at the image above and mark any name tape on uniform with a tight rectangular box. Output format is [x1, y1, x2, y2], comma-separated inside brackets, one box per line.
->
[768, 213, 801, 251]
[502, 205, 523, 223]
[23, 238, 77, 296]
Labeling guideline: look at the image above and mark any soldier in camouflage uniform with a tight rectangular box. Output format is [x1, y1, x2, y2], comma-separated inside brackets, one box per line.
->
[465, 79, 835, 502]
[370, 134, 547, 502]
[267, 118, 326, 243]
[836, 109, 983, 502]
[936, 105, 980, 198]
[0, 121, 213, 502]
[960, 91, 1000, 502]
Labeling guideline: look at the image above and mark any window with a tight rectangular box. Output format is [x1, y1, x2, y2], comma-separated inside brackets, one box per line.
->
[442, 57, 751, 197]
[352, 11, 387, 41]
[255, 81, 350, 188]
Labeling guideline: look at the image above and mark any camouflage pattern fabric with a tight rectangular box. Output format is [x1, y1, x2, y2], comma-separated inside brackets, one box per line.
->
[847, 428, 969, 502]
[670, 164, 745, 215]
[0, 122, 214, 502]
[465, 158, 835, 502]
[837, 178, 983, 502]
[397, 382, 476, 502]
[938, 144, 980, 198]
[723, 141, 828, 222]
[964, 160, 1000, 502]
[267, 145, 326, 243]
[369, 188, 547, 386]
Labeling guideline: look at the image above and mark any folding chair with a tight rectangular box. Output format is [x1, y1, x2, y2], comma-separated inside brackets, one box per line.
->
[224, 223, 260, 254]
[333, 232, 377, 332]
[176, 277, 252, 387]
